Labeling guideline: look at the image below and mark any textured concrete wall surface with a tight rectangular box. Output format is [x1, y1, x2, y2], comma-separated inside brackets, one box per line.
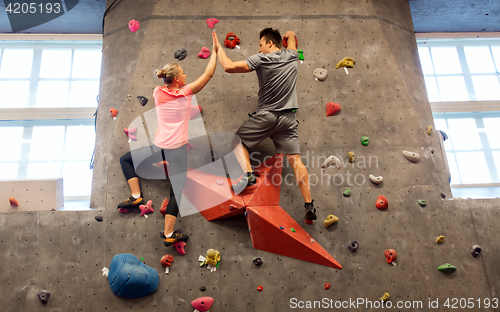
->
[2, 0, 500, 311]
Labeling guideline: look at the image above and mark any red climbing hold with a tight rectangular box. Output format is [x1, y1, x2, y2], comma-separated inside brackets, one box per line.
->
[304, 220, 313, 225]
[173, 241, 186, 255]
[191, 297, 214, 312]
[9, 197, 19, 206]
[189, 105, 202, 120]
[376, 195, 388, 210]
[128, 20, 140, 32]
[325, 283, 331, 290]
[326, 102, 341, 116]
[384, 249, 397, 263]
[224, 32, 240, 49]
[139, 200, 154, 217]
[282, 35, 298, 48]
[160, 198, 169, 216]
[160, 254, 174, 267]
[109, 108, 118, 118]
[124, 127, 137, 141]
[198, 47, 210, 59]
[257, 286, 263, 292]
[206, 18, 219, 29]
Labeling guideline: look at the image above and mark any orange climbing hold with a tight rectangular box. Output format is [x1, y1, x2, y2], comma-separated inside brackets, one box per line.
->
[282, 35, 298, 48]
[257, 286, 263, 292]
[376, 195, 388, 210]
[224, 32, 240, 49]
[9, 197, 19, 206]
[325, 283, 331, 290]
[109, 108, 118, 118]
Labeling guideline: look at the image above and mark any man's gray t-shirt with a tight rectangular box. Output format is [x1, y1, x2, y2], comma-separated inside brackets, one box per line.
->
[245, 49, 298, 112]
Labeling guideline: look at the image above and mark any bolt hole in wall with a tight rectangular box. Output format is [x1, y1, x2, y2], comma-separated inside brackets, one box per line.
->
[0, 37, 102, 210]
[417, 34, 500, 198]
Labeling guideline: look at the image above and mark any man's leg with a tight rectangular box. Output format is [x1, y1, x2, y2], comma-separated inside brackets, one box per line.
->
[286, 154, 312, 203]
[231, 135, 253, 173]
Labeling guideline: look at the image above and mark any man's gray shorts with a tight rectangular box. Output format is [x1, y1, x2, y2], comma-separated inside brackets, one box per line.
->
[235, 110, 300, 155]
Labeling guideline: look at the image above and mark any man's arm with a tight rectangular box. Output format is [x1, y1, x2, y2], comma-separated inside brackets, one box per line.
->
[283, 31, 297, 51]
[214, 32, 251, 73]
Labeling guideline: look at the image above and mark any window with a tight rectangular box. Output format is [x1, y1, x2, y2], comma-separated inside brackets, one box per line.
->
[417, 34, 500, 198]
[0, 35, 101, 209]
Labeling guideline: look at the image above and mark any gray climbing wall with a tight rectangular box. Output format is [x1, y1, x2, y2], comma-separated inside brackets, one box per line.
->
[2, 0, 500, 311]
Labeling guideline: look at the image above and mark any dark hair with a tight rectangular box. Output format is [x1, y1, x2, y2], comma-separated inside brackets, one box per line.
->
[259, 28, 282, 49]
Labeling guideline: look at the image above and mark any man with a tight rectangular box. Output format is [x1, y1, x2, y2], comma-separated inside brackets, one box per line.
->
[213, 28, 316, 222]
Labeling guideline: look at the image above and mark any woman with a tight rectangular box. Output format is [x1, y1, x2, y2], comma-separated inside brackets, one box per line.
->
[118, 31, 218, 247]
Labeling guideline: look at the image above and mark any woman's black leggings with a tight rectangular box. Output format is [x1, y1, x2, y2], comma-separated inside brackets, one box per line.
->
[119, 144, 188, 217]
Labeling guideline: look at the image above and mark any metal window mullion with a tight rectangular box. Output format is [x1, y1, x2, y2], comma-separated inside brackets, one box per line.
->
[456, 45, 476, 101]
[475, 118, 499, 183]
[17, 125, 33, 179]
[490, 45, 500, 87]
[67, 48, 75, 108]
[427, 46, 443, 102]
[28, 47, 42, 108]
[443, 118, 464, 184]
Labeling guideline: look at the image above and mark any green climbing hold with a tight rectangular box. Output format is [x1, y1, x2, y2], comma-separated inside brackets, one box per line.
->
[343, 189, 351, 197]
[290, 228, 296, 233]
[418, 200, 426, 207]
[297, 49, 304, 61]
[360, 136, 369, 146]
[293, 109, 297, 113]
[140, 257, 144, 261]
[438, 263, 456, 273]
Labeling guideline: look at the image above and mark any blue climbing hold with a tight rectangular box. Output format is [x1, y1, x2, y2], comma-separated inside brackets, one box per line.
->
[108, 253, 159, 299]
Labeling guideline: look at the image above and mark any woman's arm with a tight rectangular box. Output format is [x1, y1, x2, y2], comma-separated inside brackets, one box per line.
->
[189, 31, 218, 94]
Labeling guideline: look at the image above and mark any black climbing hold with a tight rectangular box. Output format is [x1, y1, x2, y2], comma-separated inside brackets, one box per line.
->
[137, 96, 148, 106]
[37, 290, 50, 304]
[348, 240, 358, 252]
[200, 286, 206, 291]
[174, 48, 187, 61]
[253, 257, 263, 266]
[471, 245, 481, 257]
[441, 193, 446, 199]
[95, 216, 103, 222]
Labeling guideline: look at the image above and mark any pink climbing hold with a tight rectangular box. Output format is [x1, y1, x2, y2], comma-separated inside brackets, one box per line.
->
[124, 127, 137, 141]
[139, 200, 154, 217]
[189, 105, 202, 120]
[173, 241, 186, 255]
[198, 47, 210, 59]
[191, 297, 214, 312]
[206, 18, 219, 29]
[118, 208, 128, 214]
[326, 102, 341, 116]
[129, 20, 140, 32]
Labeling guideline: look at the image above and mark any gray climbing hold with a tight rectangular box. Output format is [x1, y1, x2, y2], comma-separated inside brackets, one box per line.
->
[174, 48, 187, 61]
[38, 290, 50, 304]
[313, 68, 328, 81]
[369, 174, 383, 184]
[471, 245, 481, 257]
[348, 240, 358, 252]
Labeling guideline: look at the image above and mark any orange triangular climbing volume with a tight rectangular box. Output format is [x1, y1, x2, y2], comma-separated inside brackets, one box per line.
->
[245, 206, 342, 269]
[183, 168, 246, 221]
[240, 154, 283, 207]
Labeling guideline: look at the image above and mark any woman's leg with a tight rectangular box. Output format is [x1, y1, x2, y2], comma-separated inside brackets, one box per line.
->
[162, 145, 189, 246]
[118, 146, 164, 209]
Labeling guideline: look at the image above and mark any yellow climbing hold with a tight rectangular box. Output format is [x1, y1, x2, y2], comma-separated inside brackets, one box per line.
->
[436, 235, 445, 244]
[348, 151, 355, 163]
[427, 125, 433, 135]
[379, 292, 390, 301]
[323, 215, 339, 228]
[335, 57, 355, 69]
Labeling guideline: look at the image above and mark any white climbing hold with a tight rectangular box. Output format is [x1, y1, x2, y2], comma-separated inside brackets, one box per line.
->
[313, 68, 328, 81]
[102, 267, 109, 276]
[369, 174, 383, 184]
[403, 151, 420, 162]
[321, 155, 341, 169]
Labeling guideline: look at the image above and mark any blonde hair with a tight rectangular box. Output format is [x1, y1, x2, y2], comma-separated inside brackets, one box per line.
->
[155, 63, 180, 84]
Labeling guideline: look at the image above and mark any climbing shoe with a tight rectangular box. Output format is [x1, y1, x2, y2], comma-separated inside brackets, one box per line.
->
[162, 231, 189, 247]
[231, 172, 257, 194]
[304, 200, 317, 221]
[117, 194, 144, 209]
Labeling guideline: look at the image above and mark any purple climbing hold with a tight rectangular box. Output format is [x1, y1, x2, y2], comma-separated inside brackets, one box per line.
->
[348, 240, 359, 252]
[38, 290, 50, 304]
